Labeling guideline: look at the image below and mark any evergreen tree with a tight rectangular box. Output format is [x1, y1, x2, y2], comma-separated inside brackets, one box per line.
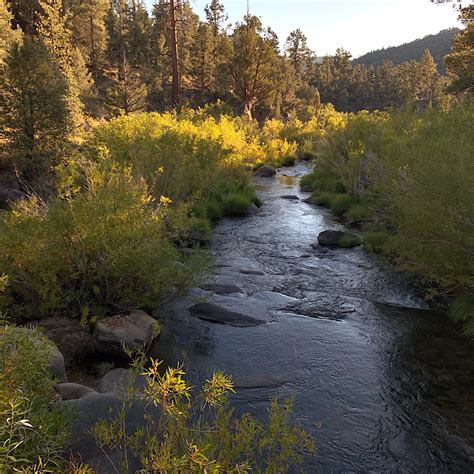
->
[66, 0, 110, 73]
[0, 37, 69, 160]
[37, 0, 91, 126]
[285, 29, 312, 77]
[205, 0, 227, 36]
[445, 5, 474, 93]
[126, 0, 151, 68]
[0, 0, 22, 66]
[7, 0, 40, 34]
[227, 15, 279, 118]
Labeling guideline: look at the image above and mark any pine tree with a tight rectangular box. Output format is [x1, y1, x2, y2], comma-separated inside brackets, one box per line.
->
[0, 37, 69, 160]
[227, 15, 279, 118]
[285, 29, 312, 77]
[205, 0, 227, 36]
[126, 0, 151, 68]
[0, 0, 22, 66]
[445, 5, 474, 93]
[66, 0, 110, 73]
[37, 0, 91, 126]
[7, 0, 40, 34]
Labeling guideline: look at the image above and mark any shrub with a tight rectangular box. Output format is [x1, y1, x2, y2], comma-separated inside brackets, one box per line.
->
[329, 194, 355, 216]
[313, 192, 335, 207]
[0, 324, 71, 471]
[0, 171, 206, 321]
[363, 232, 390, 253]
[339, 234, 362, 248]
[92, 351, 316, 473]
[345, 203, 373, 221]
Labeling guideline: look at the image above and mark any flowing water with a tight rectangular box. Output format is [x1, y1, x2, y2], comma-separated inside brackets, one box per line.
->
[155, 164, 474, 473]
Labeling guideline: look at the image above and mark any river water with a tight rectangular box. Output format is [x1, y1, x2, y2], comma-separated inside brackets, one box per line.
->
[155, 163, 474, 473]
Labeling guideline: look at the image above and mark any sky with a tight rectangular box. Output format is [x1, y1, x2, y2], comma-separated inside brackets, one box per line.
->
[145, 0, 467, 58]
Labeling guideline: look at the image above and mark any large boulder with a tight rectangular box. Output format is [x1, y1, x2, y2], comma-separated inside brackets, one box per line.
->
[189, 302, 265, 327]
[99, 368, 147, 394]
[317, 230, 362, 248]
[93, 310, 158, 357]
[34, 317, 94, 367]
[0, 327, 67, 382]
[253, 165, 276, 177]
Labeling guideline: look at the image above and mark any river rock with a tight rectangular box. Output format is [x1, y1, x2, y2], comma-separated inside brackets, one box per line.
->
[199, 283, 244, 294]
[93, 310, 158, 357]
[279, 195, 299, 200]
[240, 268, 265, 275]
[247, 202, 260, 216]
[34, 317, 94, 367]
[0, 327, 67, 382]
[55, 383, 96, 401]
[99, 368, 147, 394]
[189, 302, 265, 327]
[253, 165, 276, 177]
[317, 230, 362, 248]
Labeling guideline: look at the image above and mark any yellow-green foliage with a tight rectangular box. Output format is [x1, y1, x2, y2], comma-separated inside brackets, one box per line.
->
[306, 101, 474, 332]
[0, 170, 205, 321]
[0, 324, 70, 471]
[93, 351, 315, 473]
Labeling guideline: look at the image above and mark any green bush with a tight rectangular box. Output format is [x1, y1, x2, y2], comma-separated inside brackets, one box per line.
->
[363, 232, 390, 253]
[346, 203, 373, 221]
[0, 171, 205, 321]
[0, 324, 71, 471]
[313, 192, 335, 207]
[222, 193, 252, 217]
[329, 194, 355, 216]
[339, 234, 362, 248]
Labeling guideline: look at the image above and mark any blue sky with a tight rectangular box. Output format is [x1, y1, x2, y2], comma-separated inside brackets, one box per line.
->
[144, 0, 465, 58]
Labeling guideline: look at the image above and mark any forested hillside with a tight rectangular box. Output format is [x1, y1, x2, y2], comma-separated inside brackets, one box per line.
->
[354, 28, 459, 74]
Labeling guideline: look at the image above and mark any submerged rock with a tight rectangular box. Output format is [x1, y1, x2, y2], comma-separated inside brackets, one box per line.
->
[317, 230, 362, 248]
[99, 368, 147, 394]
[188, 302, 265, 327]
[93, 310, 158, 357]
[240, 268, 265, 275]
[199, 283, 245, 295]
[55, 383, 96, 401]
[279, 195, 299, 200]
[253, 165, 276, 177]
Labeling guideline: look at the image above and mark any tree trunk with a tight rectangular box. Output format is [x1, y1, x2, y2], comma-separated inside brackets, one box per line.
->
[169, 0, 180, 105]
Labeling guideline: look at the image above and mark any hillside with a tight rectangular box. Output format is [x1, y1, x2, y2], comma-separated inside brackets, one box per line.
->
[353, 28, 460, 74]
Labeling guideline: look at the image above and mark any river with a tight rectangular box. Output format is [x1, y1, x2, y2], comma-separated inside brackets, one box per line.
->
[155, 163, 474, 473]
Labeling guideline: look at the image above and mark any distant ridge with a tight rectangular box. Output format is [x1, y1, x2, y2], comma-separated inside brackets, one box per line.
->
[353, 28, 460, 74]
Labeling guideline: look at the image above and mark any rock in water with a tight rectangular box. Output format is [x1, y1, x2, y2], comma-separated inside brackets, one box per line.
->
[199, 283, 245, 294]
[93, 310, 157, 357]
[55, 383, 96, 401]
[188, 302, 265, 327]
[317, 230, 362, 248]
[279, 195, 299, 200]
[253, 165, 276, 177]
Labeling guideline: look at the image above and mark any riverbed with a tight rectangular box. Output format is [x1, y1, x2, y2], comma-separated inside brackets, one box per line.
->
[154, 163, 474, 472]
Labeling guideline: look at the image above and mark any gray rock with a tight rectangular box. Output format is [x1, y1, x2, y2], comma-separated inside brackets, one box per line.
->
[240, 268, 265, 275]
[99, 368, 147, 394]
[0, 327, 67, 382]
[199, 283, 244, 295]
[55, 383, 96, 400]
[34, 317, 94, 367]
[247, 202, 260, 216]
[93, 310, 158, 357]
[253, 165, 276, 177]
[279, 195, 299, 200]
[317, 230, 362, 248]
[188, 302, 265, 327]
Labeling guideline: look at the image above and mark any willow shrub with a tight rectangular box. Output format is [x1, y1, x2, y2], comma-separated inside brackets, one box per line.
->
[93, 350, 316, 473]
[303, 102, 474, 332]
[0, 170, 205, 321]
[0, 324, 71, 471]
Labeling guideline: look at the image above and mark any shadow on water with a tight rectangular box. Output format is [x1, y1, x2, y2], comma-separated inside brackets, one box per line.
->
[155, 163, 474, 472]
